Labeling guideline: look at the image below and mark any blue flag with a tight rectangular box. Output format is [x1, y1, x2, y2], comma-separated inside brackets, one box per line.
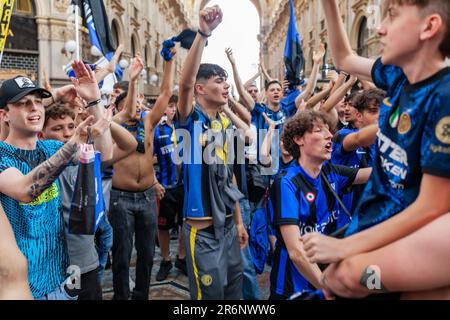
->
[284, 0, 305, 89]
[71, 0, 122, 80]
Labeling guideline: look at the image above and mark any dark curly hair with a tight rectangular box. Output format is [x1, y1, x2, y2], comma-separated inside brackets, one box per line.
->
[281, 110, 334, 159]
[352, 88, 386, 113]
[44, 103, 75, 128]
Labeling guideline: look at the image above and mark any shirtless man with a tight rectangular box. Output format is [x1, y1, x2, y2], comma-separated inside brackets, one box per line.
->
[110, 52, 174, 300]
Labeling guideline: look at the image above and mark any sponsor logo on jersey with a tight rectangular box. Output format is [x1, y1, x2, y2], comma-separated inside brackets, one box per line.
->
[435, 116, 450, 145]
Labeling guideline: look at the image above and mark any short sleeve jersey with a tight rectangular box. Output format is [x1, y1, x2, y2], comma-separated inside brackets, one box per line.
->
[0, 140, 69, 298]
[332, 128, 374, 213]
[346, 59, 450, 236]
[270, 162, 357, 297]
[251, 102, 295, 163]
[154, 119, 183, 189]
[176, 106, 238, 220]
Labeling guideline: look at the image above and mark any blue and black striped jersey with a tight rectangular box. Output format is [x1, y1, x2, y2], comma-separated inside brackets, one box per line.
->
[154, 119, 183, 188]
[270, 162, 357, 298]
[346, 59, 450, 236]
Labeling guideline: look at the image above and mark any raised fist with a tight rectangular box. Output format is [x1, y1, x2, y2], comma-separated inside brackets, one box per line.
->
[313, 43, 326, 64]
[199, 5, 223, 36]
[129, 53, 144, 82]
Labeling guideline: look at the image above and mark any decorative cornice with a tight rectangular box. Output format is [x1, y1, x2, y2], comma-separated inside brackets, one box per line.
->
[111, 0, 125, 17]
[352, 0, 369, 14]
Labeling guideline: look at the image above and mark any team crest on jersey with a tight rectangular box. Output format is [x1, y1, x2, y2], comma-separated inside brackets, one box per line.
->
[305, 192, 316, 203]
[397, 112, 411, 134]
[201, 274, 213, 286]
[211, 119, 222, 133]
[435, 116, 450, 145]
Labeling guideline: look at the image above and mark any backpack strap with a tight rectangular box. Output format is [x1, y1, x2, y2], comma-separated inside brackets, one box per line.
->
[320, 171, 351, 238]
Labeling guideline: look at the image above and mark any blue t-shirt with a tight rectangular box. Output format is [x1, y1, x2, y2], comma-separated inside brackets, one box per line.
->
[0, 140, 69, 298]
[346, 58, 450, 236]
[270, 162, 357, 298]
[177, 106, 240, 220]
[332, 128, 374, 213]
[251, 102, 297, 164]
[154, 119, 183, 189]
[280, 89, 301, 118]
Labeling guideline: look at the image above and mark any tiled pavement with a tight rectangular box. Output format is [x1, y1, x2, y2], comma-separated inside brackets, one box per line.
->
[101, 232, 271, 300]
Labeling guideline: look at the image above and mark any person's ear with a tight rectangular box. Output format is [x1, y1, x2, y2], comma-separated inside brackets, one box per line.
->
[420, 14, 444, 42]
[0, 109, 9, 124]
[195, 83, 205, 95]
[293, 135, 305, 147]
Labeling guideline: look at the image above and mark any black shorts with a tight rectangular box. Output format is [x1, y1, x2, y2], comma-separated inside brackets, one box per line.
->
[158, 185, 184, 230]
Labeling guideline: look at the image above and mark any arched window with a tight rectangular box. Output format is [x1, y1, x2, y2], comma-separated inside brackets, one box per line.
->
[357, 17, 369, 57]
[111, 20, 120, 48]
[131, 34, 139, 57]
[7, 0, 38, 51]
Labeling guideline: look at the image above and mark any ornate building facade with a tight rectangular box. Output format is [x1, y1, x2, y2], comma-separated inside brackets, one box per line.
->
[0, 0, 191, 96]
[260, 0, 383, 81]
[7, 1, 443, 93]
[184, 0, 383, 83]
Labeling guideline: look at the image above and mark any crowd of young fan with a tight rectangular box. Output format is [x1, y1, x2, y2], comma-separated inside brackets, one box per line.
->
[0, 0, 449, 300]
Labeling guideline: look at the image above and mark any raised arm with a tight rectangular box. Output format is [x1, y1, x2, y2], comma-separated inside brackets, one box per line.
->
[260, 61, 274, 82]
[320, 75, 357, 113]
[178, 6, 223, 121]
[0, 117, 94, 203]
[320, 0, 375, 80]
[70, 60, 114, 162]
[222, 104, 254, 144]
[305, 86, 332, 110]
[229, 96, 252, 125]
[145, 53, 175, 129]
[342, 124, 378, 152]
[94, 44, 124, 83]
[260, 113, 275, 166]
[225, 48, 256, 111]
[295, 44, 326, 108]
[112, 54, 144, 124]
[243, 70, 260, 89]
[329, 71, 347, 96]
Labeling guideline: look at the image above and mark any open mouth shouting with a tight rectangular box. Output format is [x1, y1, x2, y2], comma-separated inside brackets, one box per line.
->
[28, 114, 42, 124]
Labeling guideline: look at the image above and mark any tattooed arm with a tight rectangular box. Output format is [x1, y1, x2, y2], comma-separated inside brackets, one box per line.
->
[0, 117, 94, 203]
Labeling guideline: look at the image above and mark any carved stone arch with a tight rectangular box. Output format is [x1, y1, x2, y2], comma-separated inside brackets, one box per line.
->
[350, 11, 367, 52]
[144, 44, 153, 68]
[193, 0, 264, 24]
[33, 0, 45, 16]
[131, 32, 141, 57]
[111, 17, 125, 48]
